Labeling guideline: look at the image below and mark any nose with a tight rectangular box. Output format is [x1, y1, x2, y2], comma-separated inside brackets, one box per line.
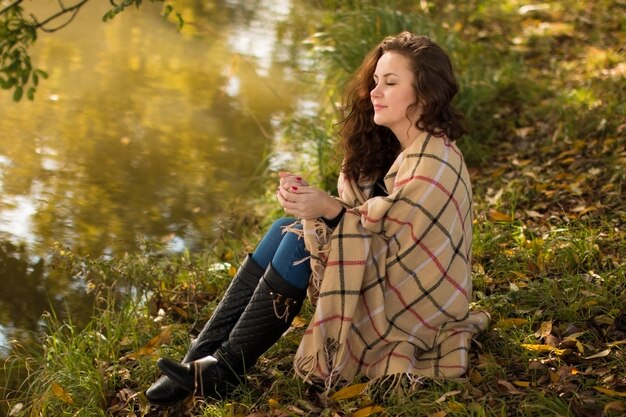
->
[370, 83, 381, 98]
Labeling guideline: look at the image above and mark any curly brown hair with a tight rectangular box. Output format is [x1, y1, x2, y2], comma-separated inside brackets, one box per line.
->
[338, 32, 467, 182]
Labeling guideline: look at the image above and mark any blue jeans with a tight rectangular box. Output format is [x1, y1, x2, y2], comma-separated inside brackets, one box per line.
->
[250, 217, 311, 289]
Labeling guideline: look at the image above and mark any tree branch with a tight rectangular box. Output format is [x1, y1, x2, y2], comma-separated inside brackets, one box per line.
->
[28, 0, 90, 33]
[0, 0, 24, 16]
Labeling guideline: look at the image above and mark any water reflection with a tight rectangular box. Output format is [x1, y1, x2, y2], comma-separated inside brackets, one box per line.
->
[0, 0, 317, 390]
[1, 0, 308, 256]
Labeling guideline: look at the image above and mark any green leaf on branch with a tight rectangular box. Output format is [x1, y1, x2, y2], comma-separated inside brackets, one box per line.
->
[13, 85, 23, 101]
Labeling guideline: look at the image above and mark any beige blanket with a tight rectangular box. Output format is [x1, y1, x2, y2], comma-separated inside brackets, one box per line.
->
[292, 132, 490, 387]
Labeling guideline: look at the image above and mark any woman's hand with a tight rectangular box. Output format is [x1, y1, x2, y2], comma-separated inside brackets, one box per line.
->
[276, 172, 343, 220]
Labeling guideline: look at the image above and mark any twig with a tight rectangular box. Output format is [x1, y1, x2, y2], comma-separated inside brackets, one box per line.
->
[28, 0, 90, 33]
[0, 0, 24, 16]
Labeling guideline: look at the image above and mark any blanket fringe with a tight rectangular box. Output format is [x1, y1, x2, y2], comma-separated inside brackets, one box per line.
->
[283, 218, 333, 305]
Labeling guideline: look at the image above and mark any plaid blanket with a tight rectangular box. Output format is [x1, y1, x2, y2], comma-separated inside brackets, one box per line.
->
[292, 132, 490, 387]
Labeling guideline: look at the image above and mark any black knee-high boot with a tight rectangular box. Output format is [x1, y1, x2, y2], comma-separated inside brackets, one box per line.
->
[145, 255, 264, 405]
[156, 264, 307, 400]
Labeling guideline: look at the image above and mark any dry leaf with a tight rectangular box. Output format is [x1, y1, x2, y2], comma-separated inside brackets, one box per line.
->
[469, 368, 483, 384]
[8, 403, 24, 416]
[291, 315, 308, 328]
[582, 348, 611, 359]
[594, 387, 626, 397]
[348, 405, 385, 417]
[125, 326, 172, 360]
[331, 382, 368, 400]
[488, 209, 513, 222]
[267, 398, 281, 408]
[427, 412, 447, 417]
[51, 382, 74, 404]
[435, 390, 461, 403]
[521, 343, 567, 355]
[496, 379, 524, 395]
[534, 320, 553, 339]
[604, 401, 626, 413]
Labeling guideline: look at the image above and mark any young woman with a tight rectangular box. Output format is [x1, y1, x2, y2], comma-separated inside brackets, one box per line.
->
[145, 31, 489, 405]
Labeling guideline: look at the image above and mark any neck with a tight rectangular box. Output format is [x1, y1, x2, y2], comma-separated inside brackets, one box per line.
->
[395, 127, 426, 150]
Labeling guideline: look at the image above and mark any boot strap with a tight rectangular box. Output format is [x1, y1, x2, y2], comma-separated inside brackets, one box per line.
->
[269, 290, 299, 322]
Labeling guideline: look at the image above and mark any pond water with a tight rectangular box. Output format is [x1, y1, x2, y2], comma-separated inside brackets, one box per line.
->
[0, 0, 318, 356]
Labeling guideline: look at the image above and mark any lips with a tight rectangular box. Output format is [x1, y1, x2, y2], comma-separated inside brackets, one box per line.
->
[373, 104, 386, 111]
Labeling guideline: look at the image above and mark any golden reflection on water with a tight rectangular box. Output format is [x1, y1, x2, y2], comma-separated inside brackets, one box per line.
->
[0, 0, 313, 356]
[0, 0, 304, 257]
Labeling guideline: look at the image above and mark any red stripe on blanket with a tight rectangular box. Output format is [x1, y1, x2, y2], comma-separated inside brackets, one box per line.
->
[394, 175, 464, 230]
[378, 216, 468, 298]
[306, 314, 353, 334]
[326, 260, 368, 266]
[385, 279, 439, 331]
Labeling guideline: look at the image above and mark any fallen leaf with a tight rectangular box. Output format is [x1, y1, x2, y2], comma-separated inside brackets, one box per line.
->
[521, 344, 567, 356]
[348, 405, 385, 417]
[604, 401, 626, 413]
[291, 315, 308, 328]
[435, 390, 461, 403]
[51, 382, 74, 404]
[497, 379, 525, 395]
[469, 368, 483, 384]
[124, 326, 172, 360]
[534, 320, 553, 339]
[513, 381, 531, 388]
[331, 382, 368, 400]
[594, 387, 626, 397]
[268, 398, 281, 408]
[171, 305, 188, 318]
[488, 209, 513, 222]
[582, 349, 611, 360]
[427, 412, 447, 417]
[8, 403, 23, 416]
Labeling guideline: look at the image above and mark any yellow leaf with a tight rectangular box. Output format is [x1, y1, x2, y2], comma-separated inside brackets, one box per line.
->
[51, 382, 74, 404]
[521, 344, 567, 356]
[448, 401, 466, 412]
[513, 381, 531, 388]
[534, 320, 552, 338]
[349, 405, 385, 417]
[594, 387, 626, 397]
[267, 398, 281, 408]
[488, 209, 513, 222]
[171, 305, 188, 318]
[125, 326, 172, 360]
[469, 368, 483, 384]
[428, 412, 447, 417]
[510, 271, 529, 280]
[607, 339, 626, 347]
[144, 326, 172, 349]
[583, 349, 611, 359]
[291, 315, 308, 328]
[494, 318, 527, 328]
[331, 382, 368, 400]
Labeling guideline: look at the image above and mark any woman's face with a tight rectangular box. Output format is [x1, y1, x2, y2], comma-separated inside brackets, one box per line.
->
[370, 51, 419, 138]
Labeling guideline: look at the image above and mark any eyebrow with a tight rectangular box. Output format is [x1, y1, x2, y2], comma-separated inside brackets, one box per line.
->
[373, 72, 399, 78]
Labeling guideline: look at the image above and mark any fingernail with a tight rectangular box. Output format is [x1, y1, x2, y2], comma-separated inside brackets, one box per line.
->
[296, 177, 302, 181]
[292, 186, 298, 191]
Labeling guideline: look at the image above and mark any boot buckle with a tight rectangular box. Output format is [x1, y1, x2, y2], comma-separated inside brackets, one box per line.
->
[269, 291, 298, 322]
